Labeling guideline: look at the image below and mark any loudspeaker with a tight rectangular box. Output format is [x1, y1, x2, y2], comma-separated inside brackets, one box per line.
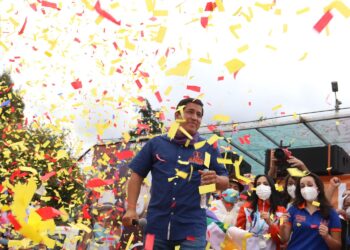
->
[265, 145, 350, 177]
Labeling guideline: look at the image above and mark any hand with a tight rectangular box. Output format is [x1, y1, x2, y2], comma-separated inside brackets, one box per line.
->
[342, 189, 350, 198]
[319, 224, 329, 238]
[287, 156, 308, 171]
[280, 213, 290, 226]
[198, 170, 217, 185]
[329, 177, 341, 188]
[260, 211, 272, 226]
[122, 209, 138, 227]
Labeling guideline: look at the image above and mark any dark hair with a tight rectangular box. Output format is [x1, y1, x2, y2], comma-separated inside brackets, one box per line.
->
[293, 172, 332, 218]
[282, 174, 298, 206]
[176, 97, 204, 116]
[250, 175, 279, 218]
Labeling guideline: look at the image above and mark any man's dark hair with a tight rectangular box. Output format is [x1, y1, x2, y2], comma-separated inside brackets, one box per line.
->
[176, 97, 204, 116]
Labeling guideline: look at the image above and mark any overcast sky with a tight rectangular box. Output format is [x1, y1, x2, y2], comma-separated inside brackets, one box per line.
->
[1, 0, 350, 155]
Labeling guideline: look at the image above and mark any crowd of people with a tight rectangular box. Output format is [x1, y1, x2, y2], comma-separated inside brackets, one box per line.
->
[121, 97, 350, 250]
[1, 97, 350, 250]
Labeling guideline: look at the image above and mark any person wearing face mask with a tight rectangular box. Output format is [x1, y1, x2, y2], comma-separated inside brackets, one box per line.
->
[281, 175, 298, 210]
[209, 187, 240, 226]
[236, 175, 287, 250]
[280, 172, 341, 250]
[338, 192, 350, 250]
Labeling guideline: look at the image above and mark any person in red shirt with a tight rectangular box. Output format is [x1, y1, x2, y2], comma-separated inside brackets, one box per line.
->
[236, 174, 286, 250]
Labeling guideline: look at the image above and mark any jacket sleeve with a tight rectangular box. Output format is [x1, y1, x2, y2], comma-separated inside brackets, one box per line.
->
[268, 206, 287, 245]
[235, 203, 248, 230]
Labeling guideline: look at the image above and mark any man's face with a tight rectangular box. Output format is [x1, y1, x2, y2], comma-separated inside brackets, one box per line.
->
[176, 102, 203, 135]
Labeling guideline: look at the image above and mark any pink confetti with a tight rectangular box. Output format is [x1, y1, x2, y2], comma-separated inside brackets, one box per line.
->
[313, 11, 333, 33]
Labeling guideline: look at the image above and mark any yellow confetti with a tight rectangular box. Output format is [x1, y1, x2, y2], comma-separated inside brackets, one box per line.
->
[272, 104, 282, 111]
[324, 0, 350, 17]
[164, 86, 172, 96]
[299, 52, 308, 61]
[153, 10, 168, 16]
[229, 24, 242, 39]
[125, 36, 135, 50]
[255, 2, 274, 11]
[154, 26, 167, 43]
[207, 134, 220, 145]
[265, 44, 277, 51]
[234, 156, 251, 184]
[225, 58, 245, 74]
[199, 57, 212, 64]
[283, 24, 288, 33]
[217, 158, 233, 165]
[145, 0, 154, 11]
[287, 168, 308, 177]
[312, 201, 320, 207]
[296, 7, 310, 15]
[204, 152, 211, 168]
[125, 233, 134, 250]
[199, 183, 216, 194]
[237, 44, 249, 53]
[19, 167, 38, 175]
[177, 160, 189, 165]
[165, 58, 191, 76]
[168, 122, 180, 140]
[194, 140, 206, 150]
[212, 114, 230, 123]
[175, 169, 188, 179]
[44, 51, 52, 57]
[215, 0, 225, 11]
[178, 126, 193, 140]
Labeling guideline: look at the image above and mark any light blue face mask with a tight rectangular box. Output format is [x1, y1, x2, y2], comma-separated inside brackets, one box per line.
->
[222, 188, 239, 204]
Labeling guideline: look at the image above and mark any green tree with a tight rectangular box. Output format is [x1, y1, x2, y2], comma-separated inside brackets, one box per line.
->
[0, 71, 85, 224]
[129, 99, 164, 138]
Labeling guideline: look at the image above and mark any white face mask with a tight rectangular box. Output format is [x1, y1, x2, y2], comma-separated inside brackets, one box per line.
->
[301, 186, 318, 201]
[256, 184, 271, 201]
[287, 185, 296, 199]
[346, 207, 350, 218]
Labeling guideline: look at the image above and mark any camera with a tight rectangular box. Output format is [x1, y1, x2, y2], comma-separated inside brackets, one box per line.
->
[273, 141, 292, 174]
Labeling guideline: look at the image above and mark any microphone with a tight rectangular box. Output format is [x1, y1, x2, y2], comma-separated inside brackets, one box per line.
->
[132, 218, 147, 227]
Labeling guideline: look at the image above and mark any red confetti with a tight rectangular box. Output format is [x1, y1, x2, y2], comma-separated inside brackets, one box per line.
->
[217, 76, 224, 81]
[186, 85, 201, 92]
[86, 178, 113, 188]
[71, 79, 82, 89]
[313, 11, 333, 33]
[205, 2, 216, 11]
[115, 150, 134, 160]
[133, 62, 142, 73]
[239, 135, 251, 144]
[82, 204, 91, 219]
[94, 0, 121, 25]
[186, 236, 196, 241]
[113, 41, 118, 50]
[155, 91, 163, 103]
[29, 3, 37, 11]
[135, 79, 142, 89]
[36, 207, 62, 220]
[0, 184, 3, 193]
[42, 1, 59, 10]
[41, 171, 57, 182]
[207, 125, 217, 131]
[8, 213, 21, 230]
[18, 17, 28, 35]
[144, 234, 155, 250]
[200, 17, 209, 28]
